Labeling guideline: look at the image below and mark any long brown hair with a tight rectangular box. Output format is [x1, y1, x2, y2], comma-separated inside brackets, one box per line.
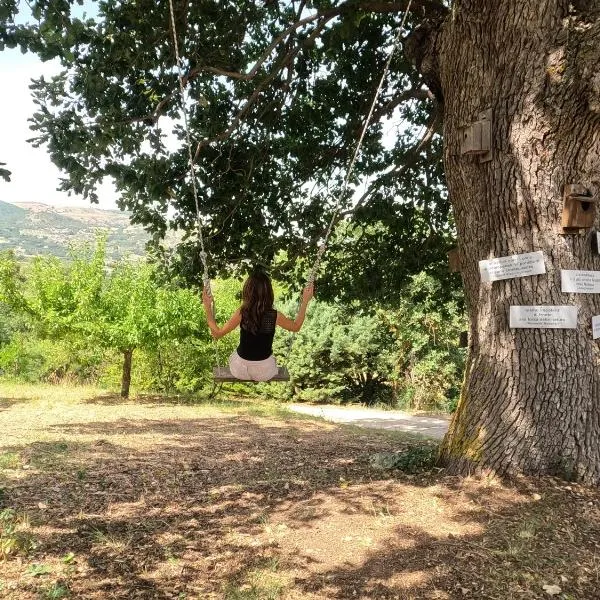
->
[240, 271, 275, 334]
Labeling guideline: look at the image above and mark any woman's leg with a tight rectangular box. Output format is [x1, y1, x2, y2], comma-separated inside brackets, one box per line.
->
[228, 351, 250, 380]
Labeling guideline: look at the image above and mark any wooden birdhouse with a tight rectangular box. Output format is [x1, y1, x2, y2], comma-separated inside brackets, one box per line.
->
[460, 108, 492, 162]
[561, 184, 598, 233]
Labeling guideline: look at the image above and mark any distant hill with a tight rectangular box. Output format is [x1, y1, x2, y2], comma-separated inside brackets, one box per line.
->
[0, 200, 152, 260]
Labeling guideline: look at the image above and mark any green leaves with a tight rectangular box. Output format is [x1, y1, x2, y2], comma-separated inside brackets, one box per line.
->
[10, 237, 208, 379]
[277, 300, 396, 405]
[0, 162, 10, 182]
[276, 270, 466, 410]
[4, 0, 450, 299]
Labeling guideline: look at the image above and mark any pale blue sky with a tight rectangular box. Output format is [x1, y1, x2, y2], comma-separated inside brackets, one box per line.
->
[0, 1, 118, 210]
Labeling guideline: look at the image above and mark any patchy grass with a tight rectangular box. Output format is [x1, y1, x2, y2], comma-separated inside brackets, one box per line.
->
[0, 452, 21, 470]
[0, 382, 599, 599]
[0, 508, 37, 560]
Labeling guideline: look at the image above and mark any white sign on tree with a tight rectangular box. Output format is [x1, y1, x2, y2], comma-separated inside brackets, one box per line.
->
[592, 316, 600, 340]
[479, 251, 546, 283]
[510, 306, 578, 329]
[561, 270, 600, 294]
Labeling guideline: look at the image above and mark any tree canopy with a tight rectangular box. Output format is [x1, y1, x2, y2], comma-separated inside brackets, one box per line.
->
[0, 0, 453, 299]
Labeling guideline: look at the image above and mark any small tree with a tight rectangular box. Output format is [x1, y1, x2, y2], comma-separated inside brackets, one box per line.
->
[23, 240, 208, 397]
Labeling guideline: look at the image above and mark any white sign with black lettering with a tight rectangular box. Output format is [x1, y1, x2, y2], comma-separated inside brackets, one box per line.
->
[593, 316, 600, 340]
[479, 251, 546, 283]
[561, 270, 600, 294]
[509, 306, 578, 329]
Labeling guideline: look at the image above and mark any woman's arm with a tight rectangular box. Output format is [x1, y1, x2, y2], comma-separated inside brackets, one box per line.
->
[202, 288, 241, 339]
[276, 283, 314, 333]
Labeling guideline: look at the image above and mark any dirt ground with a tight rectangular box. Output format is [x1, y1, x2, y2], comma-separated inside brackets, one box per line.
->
[1, 384, 599, 600]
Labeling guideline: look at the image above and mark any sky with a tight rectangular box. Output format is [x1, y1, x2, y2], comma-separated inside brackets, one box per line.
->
[0, 2, 118, 211]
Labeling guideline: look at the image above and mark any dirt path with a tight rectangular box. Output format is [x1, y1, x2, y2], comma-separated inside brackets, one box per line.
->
[1, 385, 599, 600]
[289, 404, 450, 439]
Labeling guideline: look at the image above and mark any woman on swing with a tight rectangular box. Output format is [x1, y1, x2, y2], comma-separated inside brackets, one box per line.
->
[202, 270, 314, 381]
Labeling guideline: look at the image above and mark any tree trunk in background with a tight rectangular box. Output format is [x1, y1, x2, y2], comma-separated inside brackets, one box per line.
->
[432, 1, 600, 483]
[121, 348, 133, 398]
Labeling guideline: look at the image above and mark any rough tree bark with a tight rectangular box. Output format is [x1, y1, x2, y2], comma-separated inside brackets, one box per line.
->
[419, 1, 600, 483]
[121, 348, 133, 399]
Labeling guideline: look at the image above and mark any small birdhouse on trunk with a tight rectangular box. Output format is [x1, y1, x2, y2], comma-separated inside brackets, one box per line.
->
[460, 108, 492, 162]
[561, 184, 598, 233]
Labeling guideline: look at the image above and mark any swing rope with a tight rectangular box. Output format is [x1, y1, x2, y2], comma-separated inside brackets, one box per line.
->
[167, 0, 220, 367]
[167, 0, 413, 367]
[306, 0, 413, 283]
[284, 0, 413, 362]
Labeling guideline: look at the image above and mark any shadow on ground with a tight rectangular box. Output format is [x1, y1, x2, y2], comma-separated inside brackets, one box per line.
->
[1, 404, 599, 599]
[0, 395, 32, 411]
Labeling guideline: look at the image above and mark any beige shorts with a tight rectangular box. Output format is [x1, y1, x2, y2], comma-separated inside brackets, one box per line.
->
[229, 351, 279, 382]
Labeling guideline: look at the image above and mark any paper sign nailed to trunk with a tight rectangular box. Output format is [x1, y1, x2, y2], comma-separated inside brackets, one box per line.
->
[510, 306, 578, 329]
[593, 316, 600, 340]
[479, 251, 545, 283]
[561, 270, 600, 294]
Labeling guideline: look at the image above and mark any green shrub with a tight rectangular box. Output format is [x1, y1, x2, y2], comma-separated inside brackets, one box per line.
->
[277, 302, 396, 406]
[382, 272, 466, 412]
[0, 508, 37, 559]
[0, 336, 105, 384]
[369, 444, 439, 473]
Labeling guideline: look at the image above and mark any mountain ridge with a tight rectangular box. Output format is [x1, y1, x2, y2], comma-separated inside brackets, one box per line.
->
[0, 199, 150, 259]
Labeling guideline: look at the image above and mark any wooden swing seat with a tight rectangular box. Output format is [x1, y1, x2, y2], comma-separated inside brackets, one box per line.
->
[213, 366, 290, 383]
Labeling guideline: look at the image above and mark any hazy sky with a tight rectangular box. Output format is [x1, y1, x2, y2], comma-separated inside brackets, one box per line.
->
[0, 47, 119, 211]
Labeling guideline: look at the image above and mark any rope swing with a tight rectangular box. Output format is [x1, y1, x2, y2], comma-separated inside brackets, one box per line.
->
[166, 0, 413, 375]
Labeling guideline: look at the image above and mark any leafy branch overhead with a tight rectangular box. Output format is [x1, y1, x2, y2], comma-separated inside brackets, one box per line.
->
[0, 162, 10, 182]
[1, 0, 451, 297]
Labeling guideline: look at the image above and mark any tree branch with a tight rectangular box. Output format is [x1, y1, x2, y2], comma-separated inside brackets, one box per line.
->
[191, 15, 333, 162]
[340, 103, 442, 217]
[138, 0, 447, 153]
[371, 87, 434, 122]
[184, 7, 336, 85]
[184, 0, 447, 86]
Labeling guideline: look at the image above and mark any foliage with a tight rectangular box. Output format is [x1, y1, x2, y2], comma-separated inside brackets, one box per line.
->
[1, 239, 213, 394]
[278, 300, 396, 405]
[369, 443, 439, 473]
[0, 508, 37, 560]
[0, 251, 30, 315]
[0, 162, 10, 182]
[0, 452, 20, 469]
[0, 335, 104, 383]
[381, 271, 466, 411]
[1, 242, 464, 409]
[274, 271, 465, 410]
[40, 583, 71, 600]
[26, 563, 52, 577]
[0, 0, 450, 300]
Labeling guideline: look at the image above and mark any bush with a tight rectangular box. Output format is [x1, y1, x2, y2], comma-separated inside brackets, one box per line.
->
[369, 444, 439, 473]
[0, 335, 105, 384]
[0, 509, 37, 559]
[277, 301, 396, 406]
[382, 272, 466, 412]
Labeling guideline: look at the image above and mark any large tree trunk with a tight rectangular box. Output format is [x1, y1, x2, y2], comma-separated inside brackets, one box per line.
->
[433, 1, 600, 483]
[121, 348, 133, 399]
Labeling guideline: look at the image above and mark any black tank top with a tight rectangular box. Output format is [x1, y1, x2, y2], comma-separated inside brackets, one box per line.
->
[237, 309, 277, 361]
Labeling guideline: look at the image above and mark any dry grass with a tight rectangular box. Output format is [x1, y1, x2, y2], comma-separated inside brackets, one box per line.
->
[0, 383, 599, 600]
